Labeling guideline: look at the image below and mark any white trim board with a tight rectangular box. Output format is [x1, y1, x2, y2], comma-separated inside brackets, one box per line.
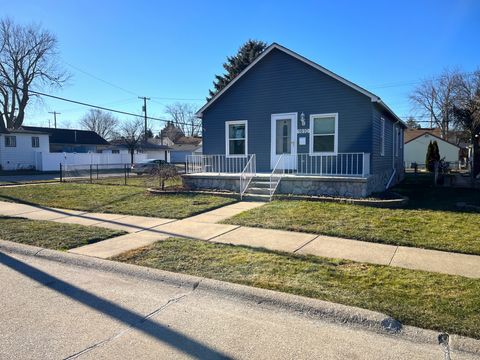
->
[196, 43, 405, 127]
[225, 120, 248, 157]
[270, 112, 298, 169]
[309, 113, 338, 155]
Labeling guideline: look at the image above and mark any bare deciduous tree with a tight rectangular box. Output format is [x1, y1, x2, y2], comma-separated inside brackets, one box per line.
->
[453, 70, 480, 177]
[164, 102, 201, 137]
[410, 69, 461, 139]
[118, 118, 143, 164]
[80, 109, 119, 140]
[0, 18, 68, 131]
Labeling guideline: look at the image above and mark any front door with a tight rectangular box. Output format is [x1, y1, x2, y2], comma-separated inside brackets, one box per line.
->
[270, 113, 297, 170]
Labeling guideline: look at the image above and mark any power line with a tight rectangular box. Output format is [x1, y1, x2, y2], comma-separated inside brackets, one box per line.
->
[150, 96, 204, 101]
[63, 61, 205, 103]
[63, 60, 139, 97]
[0, 82, 195, 126]
[367, 70, 477, 90]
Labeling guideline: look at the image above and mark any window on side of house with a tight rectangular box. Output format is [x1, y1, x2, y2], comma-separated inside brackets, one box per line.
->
[5, 135, 16, 147]
[112, 149, 120, 154]
[393, 124, 397, 157]
[310, 113, 338, 154]
[225, 120, 247, 156]
[380, 118, 385, 156]
[398, 127, 402, 154]
[31, 136, 40, 148]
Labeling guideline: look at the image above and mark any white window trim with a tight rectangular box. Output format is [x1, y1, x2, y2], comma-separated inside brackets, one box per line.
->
[393, 124, 397, 157]
[395, 126, 401, 157]
[309, 113, 338, 155]
[225, 120, 248, 157]
[5, 135, 16, 147]
[380, 117, 385, 156]
[32, 136, 40, 148]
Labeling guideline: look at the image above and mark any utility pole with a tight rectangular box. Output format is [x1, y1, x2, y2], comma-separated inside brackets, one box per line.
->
[48, 111, 61, 128]
[138, 96, 150, 140]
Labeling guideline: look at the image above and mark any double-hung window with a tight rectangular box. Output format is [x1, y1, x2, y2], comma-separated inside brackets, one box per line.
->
[32, 136, 40, 148]
[225, 120, 247, 156]
[380, 118, 385, 156]
[310, 113, 338, 154]
[5, 135, 16, 147]
[398, 127, 402, 156]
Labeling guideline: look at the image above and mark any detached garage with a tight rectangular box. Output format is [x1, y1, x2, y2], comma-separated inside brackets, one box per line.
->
[404, 130, 460, 168]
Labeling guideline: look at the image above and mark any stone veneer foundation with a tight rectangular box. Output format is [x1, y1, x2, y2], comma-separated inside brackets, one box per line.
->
[183, 173, 402, 198]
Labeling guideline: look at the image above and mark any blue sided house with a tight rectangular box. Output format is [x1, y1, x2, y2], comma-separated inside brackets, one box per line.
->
[184, 43, 406, 199]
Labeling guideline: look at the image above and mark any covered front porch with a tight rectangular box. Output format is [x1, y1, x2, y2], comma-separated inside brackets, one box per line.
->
[184, 153, 372, 199]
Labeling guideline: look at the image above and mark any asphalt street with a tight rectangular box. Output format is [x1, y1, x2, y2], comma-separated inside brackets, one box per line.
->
[0, 248, 478, 360]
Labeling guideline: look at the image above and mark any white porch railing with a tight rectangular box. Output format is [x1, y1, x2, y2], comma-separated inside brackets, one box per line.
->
[269, 154, 285, 200]
[283, 153, 370, 177]
[186, 153, 371, 178]
[240, 154, 256, 199]
[186, 154, 254, 174]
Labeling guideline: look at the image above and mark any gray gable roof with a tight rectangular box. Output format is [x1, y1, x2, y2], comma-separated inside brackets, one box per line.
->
[197, 43, 405, 127]
[21, 126, 109, 145]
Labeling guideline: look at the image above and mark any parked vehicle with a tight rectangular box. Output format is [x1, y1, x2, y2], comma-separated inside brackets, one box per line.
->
[131, 159, 172, 175]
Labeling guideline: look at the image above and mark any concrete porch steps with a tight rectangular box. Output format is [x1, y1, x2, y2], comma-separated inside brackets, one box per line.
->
[242, 178, 273, 201]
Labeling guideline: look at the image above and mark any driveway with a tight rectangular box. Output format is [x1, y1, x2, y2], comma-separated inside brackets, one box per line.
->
[0, 173, 60, 183]
[0, 246, 476, 359]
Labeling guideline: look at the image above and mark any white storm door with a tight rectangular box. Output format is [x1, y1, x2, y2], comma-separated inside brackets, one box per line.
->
[270, 113, 297, 170]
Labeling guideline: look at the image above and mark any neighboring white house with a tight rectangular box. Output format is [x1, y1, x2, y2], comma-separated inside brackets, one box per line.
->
[404, 130, 460, 168]
[105, 138, 171, 162]
[1, 126, 148, 171]
[0, 128, 50, 170]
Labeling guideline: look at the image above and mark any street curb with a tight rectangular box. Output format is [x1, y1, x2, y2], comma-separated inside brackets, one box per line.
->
[1, 239, 478, 356]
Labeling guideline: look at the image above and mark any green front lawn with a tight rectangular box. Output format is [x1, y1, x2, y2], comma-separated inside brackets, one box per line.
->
[0, 216, 125, 250]
[0, 183, 236, 219]
[224, 176, 480, 255]
[114, 238, 480, 339]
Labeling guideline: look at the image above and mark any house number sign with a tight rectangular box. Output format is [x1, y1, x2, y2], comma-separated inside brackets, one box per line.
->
[297, 129, 310, 134]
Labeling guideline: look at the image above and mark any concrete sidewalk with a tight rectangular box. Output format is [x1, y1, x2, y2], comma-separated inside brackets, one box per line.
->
[1, 200, 480, 278]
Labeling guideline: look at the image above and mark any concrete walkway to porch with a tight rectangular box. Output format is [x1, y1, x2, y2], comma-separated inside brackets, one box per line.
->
[0, 200, 480, 278]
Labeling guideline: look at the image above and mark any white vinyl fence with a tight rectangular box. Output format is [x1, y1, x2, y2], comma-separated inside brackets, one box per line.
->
[34, 152, 148, 171]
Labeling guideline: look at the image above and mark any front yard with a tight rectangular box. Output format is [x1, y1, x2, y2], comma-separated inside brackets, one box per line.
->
[114, 238, 480, 339]
[0, 183, 236, 219]
[0, 216, 124, 250]
[224, 176, 480, 255]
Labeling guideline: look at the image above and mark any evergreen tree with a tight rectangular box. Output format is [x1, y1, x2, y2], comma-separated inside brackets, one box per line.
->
[432, 140, 441, 163]
[426, 141, 434, 172]
[207, 40, 268, 100]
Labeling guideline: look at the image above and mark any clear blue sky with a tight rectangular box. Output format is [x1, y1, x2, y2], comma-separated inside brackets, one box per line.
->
[2, 0, 479, 132]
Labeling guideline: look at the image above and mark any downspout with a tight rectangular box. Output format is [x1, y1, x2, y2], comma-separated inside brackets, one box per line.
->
[386, 119, 401, 189]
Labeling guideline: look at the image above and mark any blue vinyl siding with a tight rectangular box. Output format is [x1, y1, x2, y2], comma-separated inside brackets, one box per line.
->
[371, 103, 404, 176]
[202, 48, 373, 172]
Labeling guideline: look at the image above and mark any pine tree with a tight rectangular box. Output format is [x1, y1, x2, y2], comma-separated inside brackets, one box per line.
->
[432, 140, 441, 163]
[426, 141, 434, 172]
[207, 40, 268, 100]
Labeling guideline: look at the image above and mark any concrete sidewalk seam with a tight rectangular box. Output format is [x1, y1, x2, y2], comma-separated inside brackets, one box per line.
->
[206, 225, 241, 242]
[292, 235, 320, 253]
[133, 218, 178, 234]
[388, 246, 400, 266]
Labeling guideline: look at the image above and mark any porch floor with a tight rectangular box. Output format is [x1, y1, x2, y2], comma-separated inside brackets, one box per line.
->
[184, 172, 367, 180]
